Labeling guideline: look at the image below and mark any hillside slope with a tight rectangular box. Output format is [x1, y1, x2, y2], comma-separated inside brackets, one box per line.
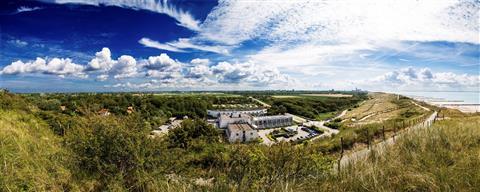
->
[0, 109, 75, 191]
[314, 114, 480, 191]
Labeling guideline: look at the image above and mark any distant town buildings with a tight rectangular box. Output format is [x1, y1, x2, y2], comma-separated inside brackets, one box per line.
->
[226, 123, 259, 143]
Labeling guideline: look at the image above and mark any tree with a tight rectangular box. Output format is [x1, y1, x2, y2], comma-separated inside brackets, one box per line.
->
[167, 119, 219, 149]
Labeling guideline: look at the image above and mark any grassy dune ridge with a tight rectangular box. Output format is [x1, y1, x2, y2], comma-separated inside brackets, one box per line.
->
[0, 110, 74, 191]
[316, 115, 480, 191]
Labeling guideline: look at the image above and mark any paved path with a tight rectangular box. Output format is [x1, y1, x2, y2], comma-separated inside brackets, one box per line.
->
[257, 128, 279, 145]
[412, 101, 431, 111]
[338, 111, 437, 169]
[336, 109, 348, 119]
[249, 96, 271, 108]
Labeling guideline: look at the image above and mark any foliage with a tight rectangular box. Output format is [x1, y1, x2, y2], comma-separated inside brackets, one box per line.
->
[2, 92, 478, 191]
[65, 114, 163, 191]
[265, 94, 366, 119]
[167, 119, 219, 149]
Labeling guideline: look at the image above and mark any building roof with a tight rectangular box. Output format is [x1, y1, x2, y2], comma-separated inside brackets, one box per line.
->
[228, 123, 254, 132]
[208, 108, 267, 112]
[219, 113, 252, 120]
[253, 115, 292, 120]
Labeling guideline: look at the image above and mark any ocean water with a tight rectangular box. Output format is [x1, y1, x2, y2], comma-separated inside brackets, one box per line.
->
[391, 91, 480, 104]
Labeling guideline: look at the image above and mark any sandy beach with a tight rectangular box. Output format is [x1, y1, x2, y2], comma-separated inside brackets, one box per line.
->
[432, 102, 480, 113]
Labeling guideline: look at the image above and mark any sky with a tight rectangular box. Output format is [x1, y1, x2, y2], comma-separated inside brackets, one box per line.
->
[0, 0, 479, 92]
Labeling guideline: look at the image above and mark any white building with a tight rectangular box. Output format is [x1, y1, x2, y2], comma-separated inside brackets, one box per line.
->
[252, 115, 293, 129]
[226, 123, 259, 143]
[207, 108, 267, 117]
[218, 113, 252, 129]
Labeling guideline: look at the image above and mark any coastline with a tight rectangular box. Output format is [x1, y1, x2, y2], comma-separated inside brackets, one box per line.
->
[431, 102, 480, 113]
[396, 93, 480, 113]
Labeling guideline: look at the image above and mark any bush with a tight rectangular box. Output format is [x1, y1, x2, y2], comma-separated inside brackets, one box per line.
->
[167, 119, 219, 149]
[65, 114, 161, 191]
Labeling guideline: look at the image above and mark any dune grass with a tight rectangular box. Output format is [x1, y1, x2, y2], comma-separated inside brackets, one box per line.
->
[313, 114, 480, 191]
[0, 110, 76, 191]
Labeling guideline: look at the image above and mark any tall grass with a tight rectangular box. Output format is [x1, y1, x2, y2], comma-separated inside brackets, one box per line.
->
[0, 110, 76, 191]
[314, 115, 480, 191]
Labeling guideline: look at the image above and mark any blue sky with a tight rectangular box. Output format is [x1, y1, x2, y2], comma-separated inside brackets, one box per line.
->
[0, 0, 479, 92]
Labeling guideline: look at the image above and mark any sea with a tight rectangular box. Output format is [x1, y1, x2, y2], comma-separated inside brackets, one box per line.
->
[390, 91, 480, 104]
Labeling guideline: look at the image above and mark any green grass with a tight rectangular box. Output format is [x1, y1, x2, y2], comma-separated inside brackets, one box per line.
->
[316, 111, 337, 121]
[0, 110, 76, 191]
[313, 115, 480, 191]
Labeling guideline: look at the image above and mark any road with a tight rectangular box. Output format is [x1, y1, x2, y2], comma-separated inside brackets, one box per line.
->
[338, 110, 438, 169]
[249, 96, 271, 108]
[336, 109, 348, 119]
[412, 101, 431, 111]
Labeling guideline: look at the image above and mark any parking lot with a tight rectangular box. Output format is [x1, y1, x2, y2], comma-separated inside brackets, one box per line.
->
[258, 125, 325, 145]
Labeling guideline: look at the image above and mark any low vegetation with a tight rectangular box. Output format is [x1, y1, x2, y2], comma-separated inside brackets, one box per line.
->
[316, 114, 480, 191]
[264, 93, 367, 119]
[1, 91, 478, 191]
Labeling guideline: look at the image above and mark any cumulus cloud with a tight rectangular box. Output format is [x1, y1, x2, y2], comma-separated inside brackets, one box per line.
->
[111, 55, 138, 79]
[211, 61, 293, 86]
[0, 57, 86, 78]
[87, 47, 115, 71]
[87, 47, 140, 80]
[144, 53, 181, 71]
[45, 0, 200, 31]
[359, 67, 480, 91]
[0, 47, 298, 89]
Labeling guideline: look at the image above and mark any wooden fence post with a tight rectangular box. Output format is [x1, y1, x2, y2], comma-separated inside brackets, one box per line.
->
[338, 137, 344, 173]
[382, 126, 385, 141]
[366, 129, 370, 149]
[393, 123, 396, 142]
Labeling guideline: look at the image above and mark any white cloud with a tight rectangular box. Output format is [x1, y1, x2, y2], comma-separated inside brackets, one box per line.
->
[139, 38, 186, 53]
[190, 58, 210, 65]
[87, 47, 140, 80]
[1, 47, 296, 88]
[139, 37, 231, 54]
[111, 55, 138, 79]
[16, 6, 42, 14]
[359, 67, 480, 91]
[0, 57, 86, 78]
[87, 47, 114, 71]
[48, 0, 200, 31]
[96, 74, 109, 81]
[143, 53, 183, 81]
[200, 0, 479, 45]
[185, 64, 211, 79]
[211, 61, 293, 86]
[248, 42, 376, 74]
[144, 53, 181, 71]
[8, 39, 28, 47]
